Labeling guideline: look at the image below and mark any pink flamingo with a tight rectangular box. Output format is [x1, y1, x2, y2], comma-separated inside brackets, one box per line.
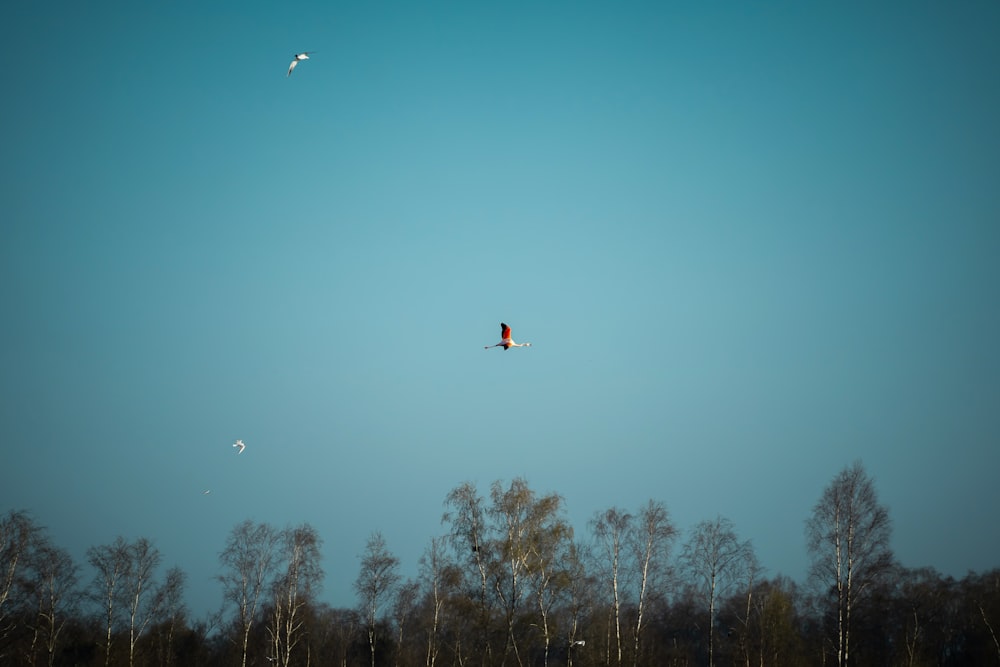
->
[485, 322, 532, 350]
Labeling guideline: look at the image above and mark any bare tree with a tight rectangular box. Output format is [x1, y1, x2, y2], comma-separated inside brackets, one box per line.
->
[152, 567, 187, 667]
[524, 507, 572, 667]
[87, 537, 131, 667]
[85, 537, 178, 667]
[34, 544, 81, 667]
[443, 481, 496, 665]
[590, 507, 632, 667]
[736, 574, 802, 666]
[418, 536, 460, 667]
[392, 578, 420, 667]
[0, 510, 41, 648]
[489, 478, 563, 667]
[729, 548, 764, 667]
[980, 601, 1000, 664]
[680, 516, 753, 667]
[329, 607, 361, 667]
[442, 479, 569, 667]
[25, 541, 80, 667]
[562, 542, 596, 667]
[806, 460, 893, 667]
[355, 531, 400, 667]
[630, 500, 676, 667]
[121, 538, 165, 667]
[218, 520, 282, 667]
[268, 523, 324, 667]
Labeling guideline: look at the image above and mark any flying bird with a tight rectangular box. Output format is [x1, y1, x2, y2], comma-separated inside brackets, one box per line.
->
[287, 52, 313, 77]
[233, 439, 245, 454]
[485, 322, 532, 350]
[202, 490, 211, 495]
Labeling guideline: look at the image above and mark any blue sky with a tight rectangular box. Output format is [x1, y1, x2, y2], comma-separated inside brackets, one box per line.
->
[2, 1, 999, 615]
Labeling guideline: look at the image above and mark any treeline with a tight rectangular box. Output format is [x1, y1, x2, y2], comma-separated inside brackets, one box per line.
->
[2, 462, 999, 666]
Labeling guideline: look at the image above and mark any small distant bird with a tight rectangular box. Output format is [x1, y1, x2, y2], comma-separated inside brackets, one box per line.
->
[287, 52, 313, 77]
[485, 322, 532, 350]
[203, 490, 211, 495]
[233, 439, 245, 454]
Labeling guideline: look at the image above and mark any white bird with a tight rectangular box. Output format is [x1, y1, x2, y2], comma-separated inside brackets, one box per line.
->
[287, 52, 313, 77]
[485, 322, 532, 350]
[202, 490, 211, 495]
[233, 439, 245, 454]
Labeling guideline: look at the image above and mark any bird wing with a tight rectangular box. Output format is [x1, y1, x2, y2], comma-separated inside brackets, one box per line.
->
[501, 323, 511, 339]
[287, 60, 298, 77]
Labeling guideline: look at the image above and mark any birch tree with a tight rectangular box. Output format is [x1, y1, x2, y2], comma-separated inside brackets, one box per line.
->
[417, 537, 457, 667]
[269, 524, 323, 667]
[1, 511, 41, 649]
[87, 537, 131, 667]
[23, 537, 80, 667]
[590, 507, 632, 667]
[729, 548, 764, 667]
[152, 567, 186, 667]
[679, 516, 753, 667]
[630, 500, 676, 667]
[520, 492, 571, 667]
[443, 481, 496, 664]
[392, 578, 419, 667]
[489, 478, 553, 667]
[122, 538, 164, 667]
[218, 520, 282, 667]
[355, 531, 400, 667]
[562, 542, 595, 667]
[806, 461, 893, 667]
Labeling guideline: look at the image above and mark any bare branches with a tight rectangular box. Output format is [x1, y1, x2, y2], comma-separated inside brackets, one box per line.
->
[87, 537, 131, 667]
[355, 531, 400, 667]
[589, 500, 677, 667]
[218, 520, 282, 667]
[589, 507, 632, 667]
[0, 510, 41, 641]
[631, 500, 676, 667]
[981, 603, 1000, 663]
[84, 537, 183, 667]
[806, 461, 893, 667]
[269, 524, 324, 667]
[680, 516, 754, 667]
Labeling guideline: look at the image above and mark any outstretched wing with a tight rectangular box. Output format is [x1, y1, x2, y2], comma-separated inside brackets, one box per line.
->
[500, 323, 511, 339]
[287, 60, 298, 77]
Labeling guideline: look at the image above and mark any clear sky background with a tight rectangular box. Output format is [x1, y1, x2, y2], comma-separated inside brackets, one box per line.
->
[2, 1, 998, 616]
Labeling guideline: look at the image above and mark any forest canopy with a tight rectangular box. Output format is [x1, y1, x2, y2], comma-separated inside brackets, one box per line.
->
[2, 463, 999, 667]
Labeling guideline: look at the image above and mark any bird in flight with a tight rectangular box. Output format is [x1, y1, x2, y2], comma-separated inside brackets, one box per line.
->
[485, 322, 532, 350]
[233, 439, 245, 454]
[202, 490, 211, 495]
[287, 52, 313, 77]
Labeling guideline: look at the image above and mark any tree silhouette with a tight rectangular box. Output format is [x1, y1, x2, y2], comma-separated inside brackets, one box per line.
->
[806, 460, 893, 667]
[679, 515, 753, 667]
[218, 520, 282, 667]
[355, 531, 400, 667]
